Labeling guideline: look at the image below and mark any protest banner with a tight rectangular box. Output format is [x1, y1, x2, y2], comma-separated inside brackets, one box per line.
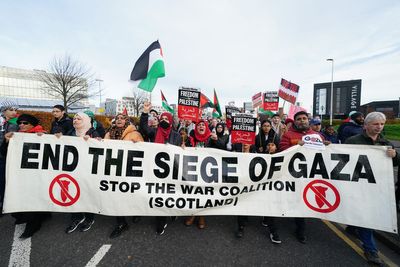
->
[4, 133, 397, 233]
[263, 91, 279, 111]
[178, 88, 200, 122]
[231, 113, 256, 145]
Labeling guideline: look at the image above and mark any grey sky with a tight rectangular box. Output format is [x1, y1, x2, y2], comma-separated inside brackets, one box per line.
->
[1, 0, 399, 112]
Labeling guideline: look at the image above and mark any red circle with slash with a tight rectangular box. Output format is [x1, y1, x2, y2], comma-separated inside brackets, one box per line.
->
[303, 180, 340, 213]
[49, 174, 80, 206]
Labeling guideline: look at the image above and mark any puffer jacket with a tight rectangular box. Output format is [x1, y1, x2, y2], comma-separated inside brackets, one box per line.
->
[279, 126, 324, 151]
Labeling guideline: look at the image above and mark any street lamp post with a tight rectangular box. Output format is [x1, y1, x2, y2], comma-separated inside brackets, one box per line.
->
[326, 59, 334, 125]
[95, 79, 103, 108]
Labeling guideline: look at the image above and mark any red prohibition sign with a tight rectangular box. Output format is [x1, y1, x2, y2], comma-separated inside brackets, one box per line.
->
[303, 180, 340, 213]
[49, 174, 80, 207]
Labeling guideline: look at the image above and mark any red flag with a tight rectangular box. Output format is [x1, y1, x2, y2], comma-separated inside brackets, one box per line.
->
[200, 92, 214, 109]
[278, 78, 299, 104]
[122, 107, 128, 115]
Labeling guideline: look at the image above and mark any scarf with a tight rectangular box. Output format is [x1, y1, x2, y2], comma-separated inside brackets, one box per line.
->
[193, 120, 211, 144]
[20, 125, 46, 133]
[74, 112, 92, 137]
[107, 114, 130, 140]
[154, 112, 173, 144]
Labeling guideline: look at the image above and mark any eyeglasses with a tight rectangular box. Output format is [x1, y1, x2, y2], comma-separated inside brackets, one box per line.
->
[18, 121, 30, 125]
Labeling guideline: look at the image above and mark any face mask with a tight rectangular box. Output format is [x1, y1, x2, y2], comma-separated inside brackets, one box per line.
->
[159, 120, 170, 129]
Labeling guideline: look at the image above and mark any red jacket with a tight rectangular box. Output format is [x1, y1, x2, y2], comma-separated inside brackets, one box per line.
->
[279, 126, 324, 151]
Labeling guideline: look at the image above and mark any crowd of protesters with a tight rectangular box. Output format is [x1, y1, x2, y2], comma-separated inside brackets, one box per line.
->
[0, 99, 399, 265]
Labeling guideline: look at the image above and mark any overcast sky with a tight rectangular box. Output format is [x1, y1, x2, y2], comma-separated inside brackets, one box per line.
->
[1, 0, 399, 112]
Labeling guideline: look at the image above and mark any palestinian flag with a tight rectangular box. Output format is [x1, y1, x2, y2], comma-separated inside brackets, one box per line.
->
[200, 92, 214, 109]
[258, 107, 275, 116]
[130, 41, 165, 92]
[200, 93, 214, 109]
[212, 89, 222, 118]
[161, 90, 175, 114]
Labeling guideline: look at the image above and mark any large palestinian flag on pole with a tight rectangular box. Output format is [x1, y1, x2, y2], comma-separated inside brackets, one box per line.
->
[212, 89, 222, 118]
[161, 90, 175, 114]
[130, 41, 165, 92]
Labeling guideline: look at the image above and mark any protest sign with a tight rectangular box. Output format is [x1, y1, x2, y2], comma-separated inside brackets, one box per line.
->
[225, 105, 241, 129]
[252, 92, 263, 108]
[231, 113, 256, 144]
[178, 88, 200, 122]
[263, 91, 279, 111]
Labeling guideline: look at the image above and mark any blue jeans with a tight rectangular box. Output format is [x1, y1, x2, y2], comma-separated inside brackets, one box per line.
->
[357, 227, 377, 253]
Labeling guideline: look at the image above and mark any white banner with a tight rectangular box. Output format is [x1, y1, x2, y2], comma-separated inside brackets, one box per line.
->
[4, 133, 397, 233]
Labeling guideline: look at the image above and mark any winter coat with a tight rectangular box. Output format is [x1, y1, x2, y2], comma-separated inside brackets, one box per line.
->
[50, 114, 73, 135]
[104, 125, 144, 142]
[67, 127, 100, 138]
[0, 118, 19, 160]
[345, 131, 400, 166]
[279, 126, 324, 151]
[208, 134, 229, 150]
[255, 128, 280, 153]
[338, 122, 363, 143]
[139, 113, 181, 146]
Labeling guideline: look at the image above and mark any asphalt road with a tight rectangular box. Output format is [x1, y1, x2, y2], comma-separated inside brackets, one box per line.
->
[1, 214, 399, 266]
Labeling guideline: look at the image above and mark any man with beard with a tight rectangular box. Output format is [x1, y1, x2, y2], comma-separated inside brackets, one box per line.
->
[279, 111, 327, 243]
[338, 111, 364, 143]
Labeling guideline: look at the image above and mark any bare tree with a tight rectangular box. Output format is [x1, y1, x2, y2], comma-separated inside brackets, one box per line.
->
[131, 90, 147, 116]
[36, 55, 99, 112]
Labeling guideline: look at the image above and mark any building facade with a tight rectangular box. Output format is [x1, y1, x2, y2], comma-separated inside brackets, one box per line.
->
[313, 79, 361, 119]
[0, 66, 88, 112]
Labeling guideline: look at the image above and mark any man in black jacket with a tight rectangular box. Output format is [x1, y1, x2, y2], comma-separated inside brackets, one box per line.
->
[50, 105, 73, 135]
[345, 111, 399, 265]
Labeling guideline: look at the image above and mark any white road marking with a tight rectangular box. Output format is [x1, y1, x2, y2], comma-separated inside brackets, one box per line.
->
[85, 244, 112, 267]
[8, 224, 31, 267]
